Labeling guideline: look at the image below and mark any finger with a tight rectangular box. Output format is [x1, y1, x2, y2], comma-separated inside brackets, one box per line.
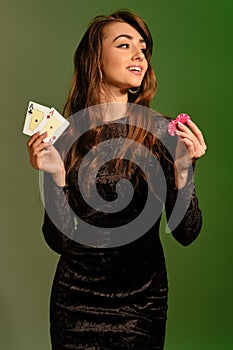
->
[186, 120, 207, 149]
[27, 131, 48, 150]
[30, 151, 44, 169]
[179, 135, 206, 160]
[42, 142, 53, 151]
[31, 141, 52, 157]
[179, 137, 196, 159]
[27, 131, 40, 148]
[27, 131, 47, 146]
[177, 121, 193, 134]
[177, 121, 207, 152]
[176, 128, 197, 145]
[29, 143, 52, 169]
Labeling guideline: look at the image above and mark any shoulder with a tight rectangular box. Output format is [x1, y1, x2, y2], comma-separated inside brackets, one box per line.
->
[150, 112, 177, 160]
[149, 111, 175, 141]
[153, 115, 171, 138]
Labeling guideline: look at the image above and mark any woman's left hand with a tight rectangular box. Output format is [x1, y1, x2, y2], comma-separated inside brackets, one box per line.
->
[174, 120, 207, 188]
[175, 120, 207, 163]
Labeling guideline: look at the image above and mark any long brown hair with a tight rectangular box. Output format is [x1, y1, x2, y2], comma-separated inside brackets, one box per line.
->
[63, 10, 161, 185]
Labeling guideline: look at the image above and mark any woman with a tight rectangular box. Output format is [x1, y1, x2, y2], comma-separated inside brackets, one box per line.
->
[27, 10, 206, 350]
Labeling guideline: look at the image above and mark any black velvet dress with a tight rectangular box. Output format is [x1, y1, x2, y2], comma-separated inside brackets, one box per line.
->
[42, 116, 202, 349]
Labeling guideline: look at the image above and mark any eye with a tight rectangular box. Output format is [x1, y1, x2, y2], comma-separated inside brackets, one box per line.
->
[117, 43, 129, 48]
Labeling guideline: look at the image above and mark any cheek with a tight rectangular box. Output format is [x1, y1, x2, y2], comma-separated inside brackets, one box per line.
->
[102, 54, 124, 75]
[101, 53, 115, 72]
[143, 62, 149, 77]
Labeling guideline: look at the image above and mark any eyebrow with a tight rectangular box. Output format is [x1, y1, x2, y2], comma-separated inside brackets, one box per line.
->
[112, 34, 145, 44]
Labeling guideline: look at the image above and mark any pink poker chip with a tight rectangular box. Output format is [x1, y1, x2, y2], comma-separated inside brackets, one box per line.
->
[168, 113, 191, 136]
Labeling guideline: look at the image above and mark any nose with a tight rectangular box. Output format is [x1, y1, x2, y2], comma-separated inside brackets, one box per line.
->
[132, 45, 144, 61]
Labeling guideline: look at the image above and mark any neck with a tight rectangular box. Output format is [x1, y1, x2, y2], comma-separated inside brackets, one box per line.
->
[100, 86, 129, 122]
[101, 102, 128, 122]
[101, 84, 129, 101]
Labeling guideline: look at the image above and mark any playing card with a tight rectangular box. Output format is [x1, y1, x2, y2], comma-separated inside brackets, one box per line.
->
[34, 107, 70, 143]
[23, 101, 51, 136]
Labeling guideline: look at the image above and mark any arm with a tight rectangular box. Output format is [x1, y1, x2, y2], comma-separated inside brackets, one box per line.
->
[161, 119, 206, 246]
[42, 173, 75, 254]
[164, 157, 202, 246]
[27, 132, 75, 254]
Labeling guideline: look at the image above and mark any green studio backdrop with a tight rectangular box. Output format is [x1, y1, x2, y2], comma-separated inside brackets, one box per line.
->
[1, 0, 232, 349]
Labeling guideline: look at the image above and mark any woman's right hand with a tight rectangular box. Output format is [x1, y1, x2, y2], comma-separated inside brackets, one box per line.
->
[27, 131, 66, 186]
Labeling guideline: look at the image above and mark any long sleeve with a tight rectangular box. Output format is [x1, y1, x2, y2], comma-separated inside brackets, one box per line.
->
[42, 172, 75, 254]
[164, 160, 202, 246]
[160, 134, 202, 246]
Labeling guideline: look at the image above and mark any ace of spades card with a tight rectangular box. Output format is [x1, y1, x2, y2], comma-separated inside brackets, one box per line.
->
[23, 101, 51, 136]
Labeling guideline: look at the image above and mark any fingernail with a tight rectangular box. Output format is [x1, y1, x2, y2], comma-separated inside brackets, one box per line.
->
[178, 121, 184, 127]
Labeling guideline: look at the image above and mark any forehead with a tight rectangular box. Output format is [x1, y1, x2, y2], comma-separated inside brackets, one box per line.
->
[103, 22, 144, 42]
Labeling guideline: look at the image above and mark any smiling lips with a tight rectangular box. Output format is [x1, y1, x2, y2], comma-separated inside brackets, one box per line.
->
[126, 65, 143, 75]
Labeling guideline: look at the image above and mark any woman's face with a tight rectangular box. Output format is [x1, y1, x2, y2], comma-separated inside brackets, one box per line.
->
[101, 22, 148, 96]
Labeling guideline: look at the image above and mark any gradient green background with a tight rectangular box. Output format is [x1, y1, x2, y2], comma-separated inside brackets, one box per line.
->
[1, 0, 232, 349]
